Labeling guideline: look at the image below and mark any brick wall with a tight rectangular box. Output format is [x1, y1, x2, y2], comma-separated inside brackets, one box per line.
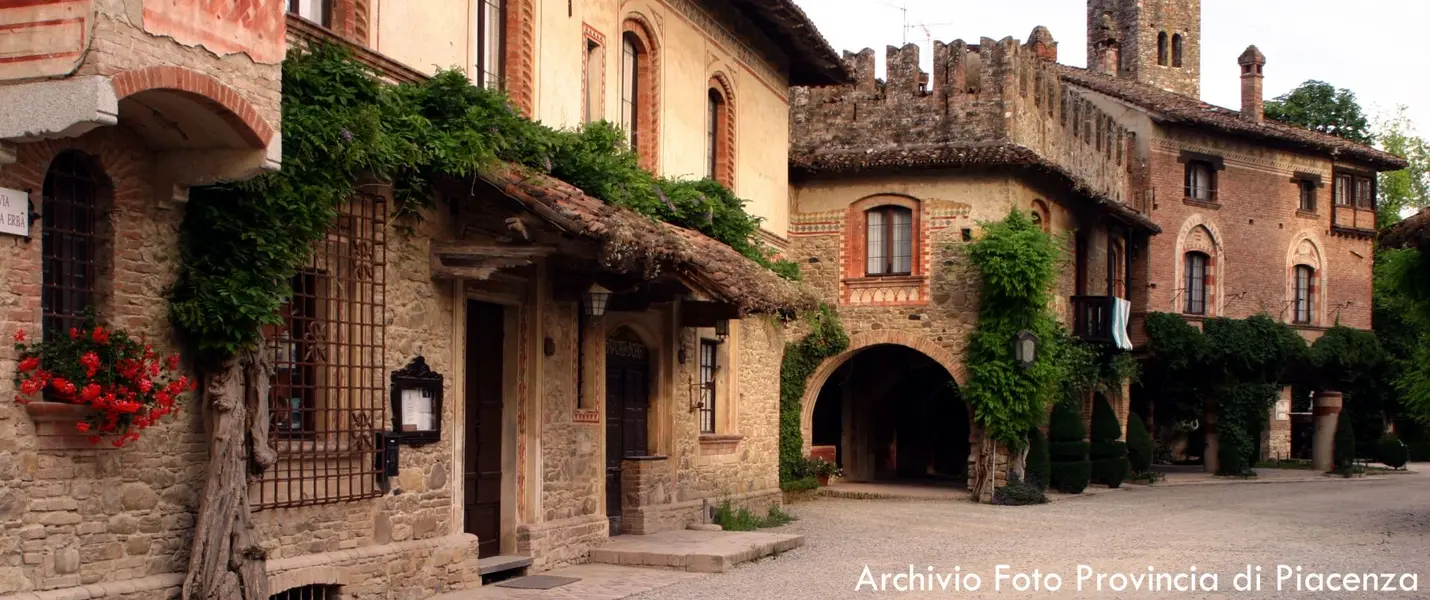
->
[1138, 128, 1375, 332]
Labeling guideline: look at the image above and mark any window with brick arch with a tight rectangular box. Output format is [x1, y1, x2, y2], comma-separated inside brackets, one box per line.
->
[621, 33, 642, 154]
[41, 150, 108, 339]
[1294, 265, 1315, 324]
[866, 206, 913, 276]
[1172, 34, 1184, 68]
[1184, 251, 1209, 315]
[1157, 32, 1169, 66]
[706, 89, 724, 181]
[288, 0, 331, 28]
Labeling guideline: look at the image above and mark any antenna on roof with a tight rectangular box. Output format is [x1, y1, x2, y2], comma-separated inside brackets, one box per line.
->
[868, 0, 909, 45]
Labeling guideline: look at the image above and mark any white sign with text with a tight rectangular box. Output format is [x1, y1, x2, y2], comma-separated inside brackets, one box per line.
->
[0, 187, 29, 237]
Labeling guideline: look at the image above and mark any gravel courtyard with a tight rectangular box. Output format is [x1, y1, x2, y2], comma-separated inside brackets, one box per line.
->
[632, 473, 1430, 599]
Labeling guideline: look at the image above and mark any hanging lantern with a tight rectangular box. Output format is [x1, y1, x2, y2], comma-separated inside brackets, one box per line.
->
[582, 284, 612, 317]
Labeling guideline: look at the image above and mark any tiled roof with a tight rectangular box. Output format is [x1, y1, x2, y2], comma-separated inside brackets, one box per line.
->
[1054, 65, 1408, 171]
[790, 143, 1161, 233]
[480, 165, 818, 314]
[727, 0, 850, 86]
[1381, 208, 1430, 249]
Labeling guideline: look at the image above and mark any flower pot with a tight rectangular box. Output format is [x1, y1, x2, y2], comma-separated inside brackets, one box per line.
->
[25, 402, 98, 449]
[817, 474, 830, 486]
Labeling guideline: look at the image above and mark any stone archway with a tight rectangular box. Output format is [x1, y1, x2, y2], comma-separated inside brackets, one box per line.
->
[801, 331, 974, 485]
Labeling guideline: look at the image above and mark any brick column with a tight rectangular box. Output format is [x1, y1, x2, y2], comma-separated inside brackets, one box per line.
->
[620, 456, 671, 535]
[1263, 387, 1292, 461]
[1312, 391, 1343, 471]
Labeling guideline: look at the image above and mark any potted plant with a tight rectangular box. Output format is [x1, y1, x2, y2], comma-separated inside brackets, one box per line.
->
[11, 317, 194, 447]
[806, 457, 842, 486]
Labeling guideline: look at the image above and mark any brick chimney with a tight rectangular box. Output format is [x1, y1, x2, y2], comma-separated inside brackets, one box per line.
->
[1089, 13, 1120, 75]
[1238, 45, 1265, 121]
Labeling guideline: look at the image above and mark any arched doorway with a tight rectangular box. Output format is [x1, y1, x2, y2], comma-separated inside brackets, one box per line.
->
[810, 345, 969, 486]
[605, 327, 650, 536]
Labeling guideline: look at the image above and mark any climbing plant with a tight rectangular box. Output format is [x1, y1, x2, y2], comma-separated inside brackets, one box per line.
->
[167, 45, 800, 600]
[1142, 312, 1307, 476]
[963, 210, 1065, 450]
[778, 305, 849, 485]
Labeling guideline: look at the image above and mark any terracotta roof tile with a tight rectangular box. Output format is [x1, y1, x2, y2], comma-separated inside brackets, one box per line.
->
[727, 0, 850, 86]
[481, 165, 818, 314]
[1054, 65, 1407, 171]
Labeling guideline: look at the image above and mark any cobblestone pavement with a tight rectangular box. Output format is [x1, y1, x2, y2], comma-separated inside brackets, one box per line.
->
[433, 564, 704, 600]
[631, 470, 1430, 600]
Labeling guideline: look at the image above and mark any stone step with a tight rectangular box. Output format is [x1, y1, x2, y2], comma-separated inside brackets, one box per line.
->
[477, 554, 533, 577]
[588, 530, 804, 573]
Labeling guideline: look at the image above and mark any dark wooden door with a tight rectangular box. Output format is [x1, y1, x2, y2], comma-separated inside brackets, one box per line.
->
[604, 330, 649, 536]
[465, 301, 504, 558]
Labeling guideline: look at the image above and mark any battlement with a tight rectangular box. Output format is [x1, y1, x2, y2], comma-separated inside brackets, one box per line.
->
[791, 29, 1138, 208]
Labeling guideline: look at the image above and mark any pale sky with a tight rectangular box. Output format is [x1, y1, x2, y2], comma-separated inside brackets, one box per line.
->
[793, 0, 1430, 137]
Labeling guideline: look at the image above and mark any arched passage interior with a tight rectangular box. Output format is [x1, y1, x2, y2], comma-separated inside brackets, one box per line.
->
[810, 344, 969, 485]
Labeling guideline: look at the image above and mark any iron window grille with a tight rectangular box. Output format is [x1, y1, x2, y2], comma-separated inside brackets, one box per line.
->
[41, 151, 103, 339]
[270, 585, 339, 600]
[253, 194, 388, 510]
[698, 339, 718, 434]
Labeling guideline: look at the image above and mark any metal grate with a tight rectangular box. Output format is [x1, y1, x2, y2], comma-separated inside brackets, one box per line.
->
[41, 151, 101, 339]
[270, 584, 339, 600]
[254, 194, 387, 510]
[698, 339, 717, 434]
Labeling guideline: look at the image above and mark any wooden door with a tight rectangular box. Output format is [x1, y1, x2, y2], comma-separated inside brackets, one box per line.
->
[465, 301, 504, 558]
[604, 329, 649, 536]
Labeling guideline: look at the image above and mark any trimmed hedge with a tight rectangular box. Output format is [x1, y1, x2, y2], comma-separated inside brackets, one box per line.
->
[1026, 427, 1052, 491]
[993, 475, 1048, 505]
[1089, 395, 1128, 488]
[1377, 435, 1409, 469]
[1049, 401, 1090, 493]
[1127, 413, 1153, 474]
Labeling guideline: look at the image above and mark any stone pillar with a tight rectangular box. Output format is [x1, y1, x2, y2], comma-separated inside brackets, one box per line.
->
[620, 456, 671, 535]
[1262, 387, 1292, 461]
[1312, 391, 1343, 472]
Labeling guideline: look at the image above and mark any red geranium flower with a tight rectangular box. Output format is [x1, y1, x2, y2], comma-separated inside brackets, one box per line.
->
[80, 384, 101, 401]
[91, 327, 109, 345]
[76, 422, 90, 433]
[69, 328, 79, 340]
[13, 329, 24, 342]
[17, 357, 39, 373]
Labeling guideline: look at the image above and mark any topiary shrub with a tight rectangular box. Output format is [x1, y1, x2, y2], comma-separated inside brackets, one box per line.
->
[993, 474, 1048, 505]
[1025, 426, 1052, 491]
[1088, 394, 1128, 487]
[1127, 412, 1153, 475]
[1333, 409, 1357, 472]
[1048, 401, 1090, 493]
[1377, 434, 1409, 469]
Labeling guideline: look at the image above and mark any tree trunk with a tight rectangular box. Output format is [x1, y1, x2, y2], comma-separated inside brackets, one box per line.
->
[1008, 439, 1029, 483]
[184, 346, 274, 600]
[969, 435, 997, 502]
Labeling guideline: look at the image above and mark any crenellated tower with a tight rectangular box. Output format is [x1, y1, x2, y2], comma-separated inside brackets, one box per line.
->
[1087, 0, 1200, 98]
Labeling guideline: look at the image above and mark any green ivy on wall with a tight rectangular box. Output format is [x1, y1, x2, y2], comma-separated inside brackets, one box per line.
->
[962, 210, 1067, 450]
[169, 44, 798, 360]
[778, 305, 848, 484]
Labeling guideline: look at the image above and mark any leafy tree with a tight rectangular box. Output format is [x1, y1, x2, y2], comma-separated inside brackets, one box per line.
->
[1377, 247, 1430, 425]
[1374, 107, 1430, 227]
[1377, 434, 1409, 469]
[1264, 80, 1371, 145]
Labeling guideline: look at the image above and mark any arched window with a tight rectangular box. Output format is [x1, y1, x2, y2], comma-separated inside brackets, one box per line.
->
[866, 206, 913, 276]
[1030, 199, 1051, 233]
[619, 22, 657, 169]
[1184, 251, 1209, 315]
[621, 33, 641, 151]
[1171, 34, 1184, 68]
[705, 85, 731, 186]
[1294, 265, 1315, 324]
[475, 0, 505, 88]
[1157, 32, 1169, 66]
[41, 151, 105, 338]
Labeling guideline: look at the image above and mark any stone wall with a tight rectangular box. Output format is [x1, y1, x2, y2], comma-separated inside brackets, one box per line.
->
[790, 35, 1136, 210]
[1086, 0, 1201, 98]
[0, 124, 479, 597]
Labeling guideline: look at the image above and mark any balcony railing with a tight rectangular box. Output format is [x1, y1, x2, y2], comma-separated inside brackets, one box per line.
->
[1072, 295, 1115, 344]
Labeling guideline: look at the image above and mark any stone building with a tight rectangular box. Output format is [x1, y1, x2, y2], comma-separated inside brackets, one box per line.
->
[0, 1, 844, 600]
[787, 0, 1406, 482]
[788, 33, 1156, 492]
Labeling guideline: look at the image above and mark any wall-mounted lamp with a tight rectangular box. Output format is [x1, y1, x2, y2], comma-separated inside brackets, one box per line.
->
[582, 283, 612, 318]
[1013, 330, 1039, 370]
[714, 319, 730, 341]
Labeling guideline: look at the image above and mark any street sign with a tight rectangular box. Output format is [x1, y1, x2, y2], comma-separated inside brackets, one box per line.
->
[0, 187, 30, 237]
